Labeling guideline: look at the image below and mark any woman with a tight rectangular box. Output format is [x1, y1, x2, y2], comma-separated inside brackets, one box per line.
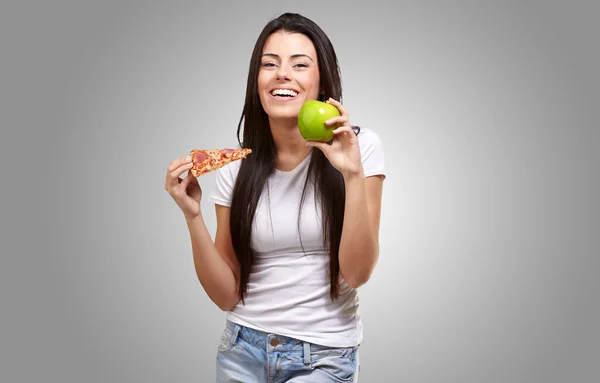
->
[165, 12, 385, 382]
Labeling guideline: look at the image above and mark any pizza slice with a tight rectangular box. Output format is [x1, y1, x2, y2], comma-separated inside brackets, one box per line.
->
[189, 148, 252, 176]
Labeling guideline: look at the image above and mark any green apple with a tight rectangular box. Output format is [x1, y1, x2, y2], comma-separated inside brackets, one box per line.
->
[298, 100, 341, 142]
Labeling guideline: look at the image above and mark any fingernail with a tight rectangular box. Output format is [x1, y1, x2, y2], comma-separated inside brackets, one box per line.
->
[186, 156, 192, 161]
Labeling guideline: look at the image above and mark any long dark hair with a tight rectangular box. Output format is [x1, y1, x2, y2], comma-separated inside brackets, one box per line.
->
[229, 12, 355, 303]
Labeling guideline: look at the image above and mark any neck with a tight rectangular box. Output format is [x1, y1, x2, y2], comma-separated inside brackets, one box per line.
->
[269, 117, 310, 155]
[268, 116, 312, 171]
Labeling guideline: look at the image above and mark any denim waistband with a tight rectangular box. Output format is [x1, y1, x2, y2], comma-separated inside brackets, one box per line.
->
[228, 320, 324, 365]
[222, 320, 359, 373]
[225, 320, 359, 360]
[227, 320, 314, 352]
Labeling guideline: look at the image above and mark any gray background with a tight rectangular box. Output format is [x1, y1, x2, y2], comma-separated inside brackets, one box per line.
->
[2, 0, 599, 382]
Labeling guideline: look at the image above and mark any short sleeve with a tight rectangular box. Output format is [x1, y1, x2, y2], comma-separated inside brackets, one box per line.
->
[208, 160, 241, 207]
[357, 127, 386, 178]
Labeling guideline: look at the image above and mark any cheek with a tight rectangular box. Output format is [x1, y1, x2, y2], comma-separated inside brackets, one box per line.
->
[301, 72, 320, 95]
[305, 80, 320, 98]
[257, 72, 269, 101]
[257, 72, 266, 92]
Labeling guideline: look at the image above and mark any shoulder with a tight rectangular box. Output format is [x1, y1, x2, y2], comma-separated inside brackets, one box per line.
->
[354, 127, 386, 178]
[215, 155, 243, 180]
[208, 147, 245, 207]
[356, 126, 384, 153]
[213, 144, 246, 179]
[356, 126, 382, 143]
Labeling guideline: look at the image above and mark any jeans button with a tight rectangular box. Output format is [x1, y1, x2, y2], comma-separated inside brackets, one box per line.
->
[270, 338, 279, 347]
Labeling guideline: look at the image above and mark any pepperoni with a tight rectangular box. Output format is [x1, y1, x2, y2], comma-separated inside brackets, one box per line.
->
[193, 151, 209, 163]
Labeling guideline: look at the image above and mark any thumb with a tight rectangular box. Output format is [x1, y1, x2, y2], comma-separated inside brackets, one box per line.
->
[179, 170, 195, 189]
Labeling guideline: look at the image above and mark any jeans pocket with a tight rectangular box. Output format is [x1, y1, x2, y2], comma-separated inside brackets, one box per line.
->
[217, 323, 240, 353]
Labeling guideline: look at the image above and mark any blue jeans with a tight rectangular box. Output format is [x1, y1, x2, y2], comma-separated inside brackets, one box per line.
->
[216, 320, 360, 382]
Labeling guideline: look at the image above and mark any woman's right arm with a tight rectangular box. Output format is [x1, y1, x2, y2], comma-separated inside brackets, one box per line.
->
[185, 206, 241, 311]
[165, 155, 240, 311]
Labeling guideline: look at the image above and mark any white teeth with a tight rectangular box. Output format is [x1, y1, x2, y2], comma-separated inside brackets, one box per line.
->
[271, 89, 298, 97]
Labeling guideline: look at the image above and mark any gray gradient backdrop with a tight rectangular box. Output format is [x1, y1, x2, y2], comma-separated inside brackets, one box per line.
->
[2, 0, 599, 382]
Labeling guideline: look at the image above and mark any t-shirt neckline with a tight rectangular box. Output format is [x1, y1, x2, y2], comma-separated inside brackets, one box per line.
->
[274, 151, 313, 177]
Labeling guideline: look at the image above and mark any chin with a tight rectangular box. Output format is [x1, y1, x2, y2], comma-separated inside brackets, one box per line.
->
[267, 112, 299, 122]
[264, 104, 302, 120]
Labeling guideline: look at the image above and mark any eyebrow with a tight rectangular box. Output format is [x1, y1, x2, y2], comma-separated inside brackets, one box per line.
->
[262, 53, 314, 62]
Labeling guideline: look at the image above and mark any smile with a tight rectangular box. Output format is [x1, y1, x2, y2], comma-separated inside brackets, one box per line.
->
[270, 88, 299, 98]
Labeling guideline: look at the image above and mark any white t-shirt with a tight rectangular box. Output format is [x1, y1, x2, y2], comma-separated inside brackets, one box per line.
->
[208, 127, 385, 347]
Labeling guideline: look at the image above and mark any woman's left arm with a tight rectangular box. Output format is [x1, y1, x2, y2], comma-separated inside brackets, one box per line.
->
[338, 171, 383, 288]
[306, 98, 384, 288]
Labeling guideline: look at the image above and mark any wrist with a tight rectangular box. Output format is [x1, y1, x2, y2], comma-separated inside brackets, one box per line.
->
[185, 212, 204, 226]
[342, 166, 365, 183]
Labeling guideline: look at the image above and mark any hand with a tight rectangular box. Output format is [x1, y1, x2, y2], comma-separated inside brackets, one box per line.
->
[164, 155, 202, 219]
[306, 98, 363, 178]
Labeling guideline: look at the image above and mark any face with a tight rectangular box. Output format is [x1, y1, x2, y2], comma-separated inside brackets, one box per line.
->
[258, 31, 321, 122]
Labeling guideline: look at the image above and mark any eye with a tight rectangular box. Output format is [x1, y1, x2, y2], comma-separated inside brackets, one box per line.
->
[294, 63, 309, 68]
[262, 62, 277, 68]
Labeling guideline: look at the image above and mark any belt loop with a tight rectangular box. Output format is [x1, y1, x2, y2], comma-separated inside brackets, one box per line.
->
[230, 324, 241, 346]
[303, 342, 311, 366]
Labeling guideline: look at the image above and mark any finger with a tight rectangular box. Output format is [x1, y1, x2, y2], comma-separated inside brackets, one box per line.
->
[328, 98, 349, 117]
[167, 155, 192, 173]
[330, 125, 358, 145]
[168, 162, 193, 185]
[325, 115, 348, 127]
[179, 171, 194, 189]
[332, 125, 354, 135]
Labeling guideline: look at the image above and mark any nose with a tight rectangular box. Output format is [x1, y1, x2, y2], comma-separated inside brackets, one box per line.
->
[276, 65, 291, 81]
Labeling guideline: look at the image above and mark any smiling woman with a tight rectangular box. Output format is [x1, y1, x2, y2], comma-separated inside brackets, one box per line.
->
[164, 12, 385, 382]
[258, 32, 320, 119]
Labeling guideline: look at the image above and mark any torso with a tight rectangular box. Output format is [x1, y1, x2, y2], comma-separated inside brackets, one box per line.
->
[227, 151, 363, 348]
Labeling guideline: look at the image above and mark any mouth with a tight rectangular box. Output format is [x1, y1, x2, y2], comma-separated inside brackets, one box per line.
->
[270, 88, 299, 99]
